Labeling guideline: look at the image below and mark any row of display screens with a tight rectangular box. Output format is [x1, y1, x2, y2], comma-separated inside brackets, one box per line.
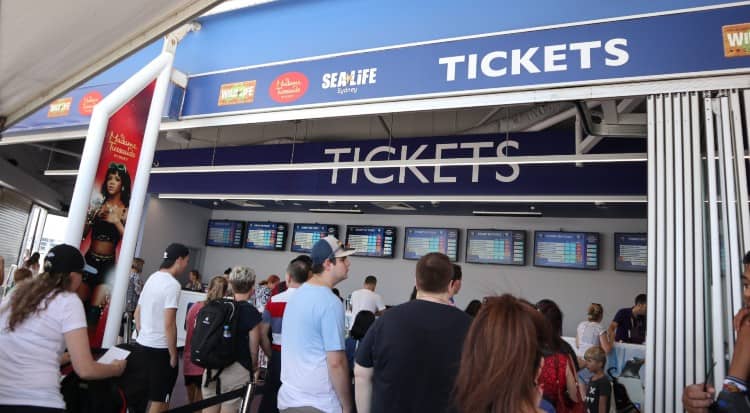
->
[206, 220, 647, 272]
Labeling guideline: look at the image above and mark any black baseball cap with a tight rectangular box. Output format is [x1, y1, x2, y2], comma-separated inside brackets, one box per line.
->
[44, 244, 97, 274]
[162, 243, 190, 261]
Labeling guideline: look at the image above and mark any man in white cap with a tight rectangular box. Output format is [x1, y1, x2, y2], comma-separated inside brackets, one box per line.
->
[278, 236, 355, 413]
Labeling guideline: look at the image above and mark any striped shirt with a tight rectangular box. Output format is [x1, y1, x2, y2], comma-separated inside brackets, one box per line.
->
[262, 287, 297, 351]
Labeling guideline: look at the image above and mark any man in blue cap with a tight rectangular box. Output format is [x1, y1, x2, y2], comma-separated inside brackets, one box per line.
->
[278, 235, 355, 413]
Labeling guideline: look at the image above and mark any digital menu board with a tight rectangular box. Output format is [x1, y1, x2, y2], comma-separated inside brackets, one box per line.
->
[291, 223, 339, 253]
[403, 227, 459, 262]
[615, 232, 647, 272]
[534, 231, 599, 270]
[466, 229, 526, 265]
[205, 220, 244, 248]
[345, 225, 396, 258]
[245, 222, 288, 251]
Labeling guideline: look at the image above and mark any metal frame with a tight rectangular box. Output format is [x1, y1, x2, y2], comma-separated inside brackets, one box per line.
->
[664, 95, 676, 410]
[690, 92, 707, 384]
[673, 93, 685, 412]
[645, 95, 657, 413]
[654, 94, 667, 412]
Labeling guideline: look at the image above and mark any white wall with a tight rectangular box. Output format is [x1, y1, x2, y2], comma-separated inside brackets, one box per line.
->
[202, 209, 647, 336]
[138, 196, 212, 286]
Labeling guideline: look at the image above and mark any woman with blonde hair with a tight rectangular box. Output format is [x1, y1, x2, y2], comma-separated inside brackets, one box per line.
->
[0, 244, 126, 412]
[454, 294, 550, 413]
[575, 303, 612, 360]
[183, 276, 229, 406]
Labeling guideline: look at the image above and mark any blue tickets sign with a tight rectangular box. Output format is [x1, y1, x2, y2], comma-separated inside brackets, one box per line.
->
[148, 132, 647, 197]
[181, 5, 750, 117]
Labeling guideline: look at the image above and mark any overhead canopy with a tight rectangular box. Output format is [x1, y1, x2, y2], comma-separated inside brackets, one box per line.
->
[0, 0, 225, 131]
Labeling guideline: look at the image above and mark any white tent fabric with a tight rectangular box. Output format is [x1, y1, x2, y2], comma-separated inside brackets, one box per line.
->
[0, 0, 224, 130]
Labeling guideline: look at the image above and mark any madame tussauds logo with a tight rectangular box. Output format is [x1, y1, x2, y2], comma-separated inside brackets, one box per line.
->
[269, 72, 309, 103]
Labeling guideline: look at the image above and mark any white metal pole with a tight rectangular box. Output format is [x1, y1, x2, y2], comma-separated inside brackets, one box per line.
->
[655, 94, 667, 413]
[102, 48, 176, 348]
[645, 95, 657, 413]
[664, 95, 677, 412]
[681, 93, 695, 386]
[731, 90, 750, 262]
[673, 94, 686, 412]
[705, 93, 727, 389]
[691, 92, 706, 383]
[64, 53, 173, 247]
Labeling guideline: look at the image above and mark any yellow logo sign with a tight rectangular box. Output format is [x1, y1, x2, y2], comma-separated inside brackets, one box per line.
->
[47, 97, 73, 118]
[723, 23, 750, 57]
[218, 81, 256, 106]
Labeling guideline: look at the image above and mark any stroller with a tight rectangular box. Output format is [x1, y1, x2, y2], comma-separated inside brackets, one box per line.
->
[607, 366, 641, 413]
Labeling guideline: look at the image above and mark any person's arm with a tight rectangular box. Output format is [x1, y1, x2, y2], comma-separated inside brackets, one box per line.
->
[598, 392, 609, 413]
[249, 324, 261, 373]
[164, 308, 178, 367]
[259, 322, 272, 358]
[608, 320, 619, 343]
[327, 350, 353, 413]
[134, 304, 141, 333]
[65, 327, 126, 379]
[728, 317, 750, 380]
[354, 363, 374, 413]
[599, 330, 613, 353]
[682, 384, 715, 413]
[564, 361, 580, 402]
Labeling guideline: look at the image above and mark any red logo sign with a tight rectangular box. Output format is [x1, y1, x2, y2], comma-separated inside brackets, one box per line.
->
[269, 72, 308, 103]
[78, 91, 103, 116]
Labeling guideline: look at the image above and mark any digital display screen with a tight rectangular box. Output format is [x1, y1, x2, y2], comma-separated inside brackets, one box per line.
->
[615, 233, 647, 272]
[466, 229, 526, 265]
[245, 222, 288, 251]
[345, 225, 396, 258]
[534, 231, 599, 270]
[403, 227, 459, 262]
[206, 220, 244, 248]
[291, 223, 339, 253]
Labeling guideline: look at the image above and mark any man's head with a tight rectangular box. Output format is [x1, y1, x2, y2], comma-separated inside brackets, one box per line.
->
[633, 293, 647, 316]
[286, 255, 312, 287]
[159, 243, 190, 275]
[310, 236, 355, 286]
[415, 252, 453, 294]
[364, 275, 377, 291]
[449, 264, 463, 297]
[228, 266, 256, 295]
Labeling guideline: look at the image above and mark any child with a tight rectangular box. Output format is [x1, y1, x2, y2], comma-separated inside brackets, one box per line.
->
[584, 346, 611, 413]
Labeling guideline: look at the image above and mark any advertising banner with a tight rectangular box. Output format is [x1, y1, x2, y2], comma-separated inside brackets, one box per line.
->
[79, 81, 155, 347]
[149, 132, 647, 197]
[180, 5, 750, 118]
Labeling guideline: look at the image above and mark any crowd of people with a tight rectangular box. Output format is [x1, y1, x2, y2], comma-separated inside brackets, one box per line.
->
[0, 237, 748, 413]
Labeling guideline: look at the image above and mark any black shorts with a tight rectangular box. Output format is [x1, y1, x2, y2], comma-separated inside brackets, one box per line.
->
[135, 344, 179, 403]
[184, 374, 202, 387]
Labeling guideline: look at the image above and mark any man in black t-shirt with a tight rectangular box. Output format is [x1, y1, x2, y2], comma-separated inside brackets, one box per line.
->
[354, 253, 472, 413]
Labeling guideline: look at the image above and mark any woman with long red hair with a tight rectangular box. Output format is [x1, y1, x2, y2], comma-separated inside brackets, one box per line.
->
[454, 294, 551, 413]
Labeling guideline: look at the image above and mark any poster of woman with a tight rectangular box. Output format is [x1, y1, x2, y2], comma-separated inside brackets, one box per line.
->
[78, 82, 155, 346]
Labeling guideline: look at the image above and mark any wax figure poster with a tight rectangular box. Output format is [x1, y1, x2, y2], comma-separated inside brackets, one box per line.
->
[79, 81, 155, 347]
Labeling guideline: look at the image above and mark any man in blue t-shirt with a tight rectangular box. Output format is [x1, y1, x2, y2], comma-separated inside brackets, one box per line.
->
[608, 293, 647, 344]
[278, 236, 355, 413]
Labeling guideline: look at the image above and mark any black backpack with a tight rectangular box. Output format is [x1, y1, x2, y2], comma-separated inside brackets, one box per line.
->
[607, 367, 640, 413]
[191, 298, 239, 370]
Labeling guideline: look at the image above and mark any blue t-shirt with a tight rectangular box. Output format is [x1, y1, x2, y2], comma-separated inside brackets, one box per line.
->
[278, 283, 346, 413]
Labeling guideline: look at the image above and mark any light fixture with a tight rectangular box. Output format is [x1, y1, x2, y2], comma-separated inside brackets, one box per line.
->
[472, 210, 543, 216]
[308, 208, 362, 214]
[44, 152, 648, 176]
